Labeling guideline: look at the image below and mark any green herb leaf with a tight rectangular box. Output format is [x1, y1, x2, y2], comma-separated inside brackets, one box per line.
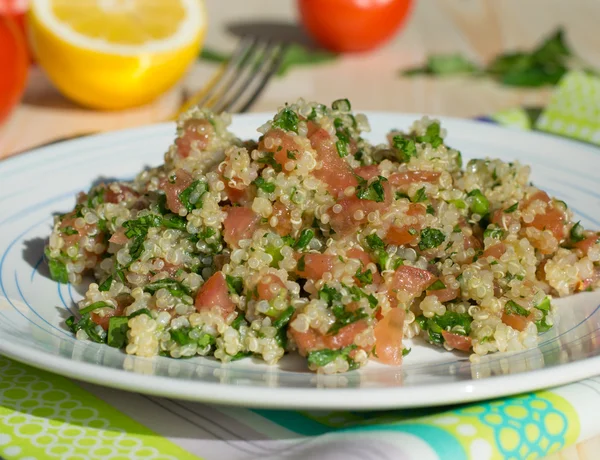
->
[416, 122, 443, 148]
[365, 234, 385, 251]
[356, 176, 387, 203]
[252, 177, 276, 194]
[402, 347, 412, 357]
[197, 332, 216, 348]
[128, 308, 152, 319]
[230, 351, 252, 361]
[60, 226, 78, 236]
[419, 228, 446, 251]
[427, 279, 446, 291]
[294, 229, 314, 250]
[272, 107, 299, 133]
[307, 345, 357, 367]
[162, 214, 187, 231]
[297, 254, 306, 272]
[327, 305, 368, 335]
[318, 285, 342, 306]
[79, 301, 113, 315]
[144, 278, 191, 298]
[504, 203, 519, 213]
[426, 204, 435, 215]
[178, 180, 208, 213]
[231, 313, 247, 330]
[392, 135, 417, 162]
[107, 316, 129, 348]
[355, 267, 373, 285]
[170, 327, 193, 345]
[505, 300, 529, 317]
[47, 257, 69, 284]
[570, 221, 585, 243]
[225, 275, 244, 296]
[66, 314, 106, 343]
[257, 151, 283, 172]
[98, 276, 113, 292]
[402, 53, 479, 76]
[411, 187, 427, 203]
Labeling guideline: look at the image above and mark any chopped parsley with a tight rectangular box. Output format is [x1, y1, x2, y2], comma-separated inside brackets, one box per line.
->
[107, 316, 129, 348]
[79, 301, 113, 315]
[392, 135, 417, 163]
[419, 228, 446, 251]
[297, 254, 306, 272]
[334, 118, 351, 158]
[272, 107, 299, 133]
[144, 278, 191, 298]
[294, 229, 314, 250]
[355, 267, 373, 285]
[318, 285, 342, 306]
[327, 305, 368, 335]
[252, 177, 276, 193]
[365, 233, 389, 270]
[162, 214, 187, 231]
[426, 204, 435, 215]
[417, 311, 472, 344]
[60, 226, 78, 236]
[47, 257, 69, 284]
[411, 187, 427, 203]
[570, 221, 585, 243]
[98, 276, 113, 292]
[170, 327, 193, 345]
[534, 296, 552, 332]
[257, 151, 283, 172]
[273, 306, 295, 347]
[178, 180, 208, 212]
[504, 300, 529, 317]
[427, 279, 446, 291]
[231, 313, 247, 330]
[402, 347, 412, 357]
[122, 214, 162, 260]
[416, 122, 443, 148]
[65, 314, 106, 344]
[287, 150, 298, 160]
[504, 202, 519, 213]
[356, 176, 387, 203]
[307, 345, 358, 369]
[225, 275, 244, 296]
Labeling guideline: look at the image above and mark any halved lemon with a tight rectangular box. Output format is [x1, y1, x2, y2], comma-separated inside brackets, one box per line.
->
[28, 0, 206, 109]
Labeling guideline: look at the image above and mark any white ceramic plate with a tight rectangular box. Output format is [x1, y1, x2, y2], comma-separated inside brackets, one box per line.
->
[2, 113, 600, 410]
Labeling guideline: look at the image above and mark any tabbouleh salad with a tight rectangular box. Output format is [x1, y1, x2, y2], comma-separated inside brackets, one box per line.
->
[45, 98, 600, 374]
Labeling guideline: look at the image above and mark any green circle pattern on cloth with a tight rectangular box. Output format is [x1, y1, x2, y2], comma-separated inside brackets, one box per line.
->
[0, 355, 199, 460]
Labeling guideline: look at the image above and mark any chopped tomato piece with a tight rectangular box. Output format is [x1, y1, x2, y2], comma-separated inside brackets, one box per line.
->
[354, 165, 380, 180]
[389, 170, 440, 188]
[223, 181, 253, 205]
[323, 320, 368, 349]
[427, 286, 460, 302]
[501, 312, 533, 332]
[103, 184, 139, 204]
[574, 235, 599, 255]
[175, 118, 214, 158]
[491, 209, 519, 231]
[223, 206, 260, 247]
[385, 203, 425, 246]
[258, 129, 303, 172]
[108, 228, 128, 245]
[329, 180, 392, 234]
[59, 214, 99, 247]
[347, 247, 381, 285]
[483, 243, 506, 260]
[309, 127, 358, 195]
[441, 331, 472, 351]
[296, 253, 336, 280]
[271, 201, 293, 236]
[159, 169, 194, 214]
[256, 274, 286, 301]
[524, 190, 551, 205]
[389, 265, 436, 296]
[90, 298, 127, 331]
[290, 320, 367, 356]
[195, 272, 236, 318]
[374, 307, 405, 365]
[529, 207, 566, 241]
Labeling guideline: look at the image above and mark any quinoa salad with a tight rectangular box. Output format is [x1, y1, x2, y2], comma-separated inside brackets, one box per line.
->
[45, 99, 600, 374]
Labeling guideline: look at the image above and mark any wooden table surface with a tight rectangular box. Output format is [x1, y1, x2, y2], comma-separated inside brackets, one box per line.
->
[1, 0, 599, 457]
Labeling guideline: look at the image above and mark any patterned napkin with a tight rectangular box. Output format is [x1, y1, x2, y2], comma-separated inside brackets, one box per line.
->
[1, 70, 600, 460]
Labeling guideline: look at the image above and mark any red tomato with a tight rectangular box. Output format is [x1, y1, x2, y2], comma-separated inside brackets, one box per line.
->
[0, 14, 28, 124]
[441, 331, 472, 352]
[223, 206, 260, 247]
[159, 169, 194, 214]
[175, 119, 214, 158]
[256, 274, 286, 301]
[298, 0, 413, 53]
[389, 265, 436, 296]
[501, 312, 533, 332]
[195, 272, 236, 318]
[374, 307, 405, 365]
[296, 253, 336, 280]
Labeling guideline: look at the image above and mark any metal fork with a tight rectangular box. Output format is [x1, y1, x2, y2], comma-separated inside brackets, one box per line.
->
[175, 36, 288, 117]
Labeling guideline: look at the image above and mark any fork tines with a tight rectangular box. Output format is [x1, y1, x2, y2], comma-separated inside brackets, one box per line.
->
[183, 37, 287, 115]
